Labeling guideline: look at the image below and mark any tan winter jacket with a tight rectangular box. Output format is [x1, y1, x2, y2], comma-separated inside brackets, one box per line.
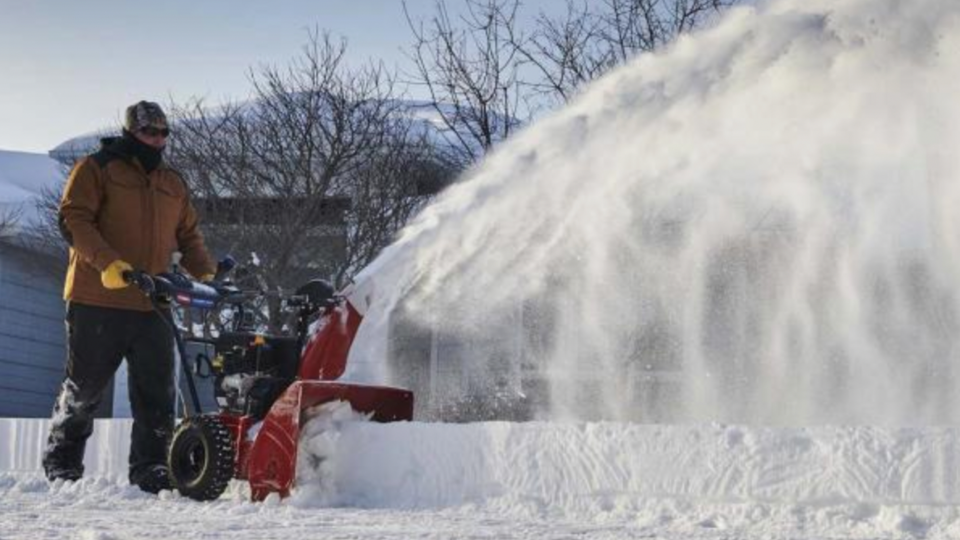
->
[60, 145, 215, 311]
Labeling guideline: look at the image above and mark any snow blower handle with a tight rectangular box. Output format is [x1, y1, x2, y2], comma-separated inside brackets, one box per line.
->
[123, 269, 155, 294]
[121, 268, 204, 416]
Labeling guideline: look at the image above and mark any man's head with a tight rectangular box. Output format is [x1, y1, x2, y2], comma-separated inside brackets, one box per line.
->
[124, 100, 170, 149]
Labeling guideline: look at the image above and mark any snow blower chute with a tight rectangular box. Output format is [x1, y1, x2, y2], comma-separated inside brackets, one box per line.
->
[125, 257, 413, 501]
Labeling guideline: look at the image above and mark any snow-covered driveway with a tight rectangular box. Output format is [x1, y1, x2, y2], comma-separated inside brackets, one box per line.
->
[4, 419, 960, 539]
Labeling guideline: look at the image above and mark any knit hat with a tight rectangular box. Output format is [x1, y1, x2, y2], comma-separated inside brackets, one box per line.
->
[124, 101, 167, 132]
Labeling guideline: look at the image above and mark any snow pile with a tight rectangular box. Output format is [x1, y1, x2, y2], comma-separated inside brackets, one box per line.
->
[292, 400, 371, 505]
[352, 0, 960, 425]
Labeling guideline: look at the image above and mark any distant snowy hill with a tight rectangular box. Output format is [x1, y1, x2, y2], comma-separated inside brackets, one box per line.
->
[0, 149, 64, 229]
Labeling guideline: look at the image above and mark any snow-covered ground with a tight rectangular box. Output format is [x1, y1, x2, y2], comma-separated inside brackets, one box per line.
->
[4, 416, 960, 539]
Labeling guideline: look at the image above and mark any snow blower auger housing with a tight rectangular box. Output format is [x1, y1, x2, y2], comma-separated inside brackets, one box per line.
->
[125, 257, 413, 501]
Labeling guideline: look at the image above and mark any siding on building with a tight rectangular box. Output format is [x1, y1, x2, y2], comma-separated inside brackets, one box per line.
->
[0, 241, 66, 417]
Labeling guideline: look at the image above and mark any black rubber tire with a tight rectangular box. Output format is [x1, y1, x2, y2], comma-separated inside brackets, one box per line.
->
[167, 415, 234, 501]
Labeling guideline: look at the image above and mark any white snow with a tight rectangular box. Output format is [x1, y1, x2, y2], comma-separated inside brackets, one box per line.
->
[0, 149, 63, 228]
[4, 417, 960, 538]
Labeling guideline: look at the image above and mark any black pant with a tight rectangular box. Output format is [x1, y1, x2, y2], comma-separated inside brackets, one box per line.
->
[42, 302, 175, 483]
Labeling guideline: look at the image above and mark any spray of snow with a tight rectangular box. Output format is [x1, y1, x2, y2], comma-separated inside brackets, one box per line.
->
[350, 0, 960, 425]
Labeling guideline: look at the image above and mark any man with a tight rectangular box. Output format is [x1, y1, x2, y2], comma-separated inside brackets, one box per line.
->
[43, 101, 216, 493]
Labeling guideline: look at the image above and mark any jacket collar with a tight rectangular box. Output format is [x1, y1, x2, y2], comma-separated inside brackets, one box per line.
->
[99, 134, 166, 174]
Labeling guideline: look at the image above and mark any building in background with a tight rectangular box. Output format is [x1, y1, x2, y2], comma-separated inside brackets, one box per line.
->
[0, 150, 70, 417]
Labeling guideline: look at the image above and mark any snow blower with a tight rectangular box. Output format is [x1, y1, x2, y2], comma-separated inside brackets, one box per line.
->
[125, 257, 413, 501]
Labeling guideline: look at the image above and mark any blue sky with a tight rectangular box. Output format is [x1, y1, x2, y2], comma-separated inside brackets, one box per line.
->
[0, 0, 564, 154]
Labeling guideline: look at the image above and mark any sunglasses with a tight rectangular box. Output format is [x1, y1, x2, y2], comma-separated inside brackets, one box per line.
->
[139, 126, 171, 137]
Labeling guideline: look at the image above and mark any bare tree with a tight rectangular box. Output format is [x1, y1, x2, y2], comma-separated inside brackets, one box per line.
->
[404, 0, 524, 166]
[340, 137, 455, 286]
[508, 1, 613, 107]
[404, 0, 739, 160]
[167, 30, 455, 316]
[0, 206, 20, 237]
[30, 184, 70, 258]
[601, 0, 736, 57]
[0, 191, 69, 280]
[515, 0, 739, 104]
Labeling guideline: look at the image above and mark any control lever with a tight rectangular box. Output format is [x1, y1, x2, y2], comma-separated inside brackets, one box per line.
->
[214, 255, 237, 282]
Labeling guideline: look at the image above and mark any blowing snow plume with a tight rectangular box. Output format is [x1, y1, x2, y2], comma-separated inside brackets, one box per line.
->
[352, 0, 960, 426]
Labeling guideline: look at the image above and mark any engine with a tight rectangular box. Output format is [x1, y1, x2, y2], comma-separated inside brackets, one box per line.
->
[210, 332, 301, 418]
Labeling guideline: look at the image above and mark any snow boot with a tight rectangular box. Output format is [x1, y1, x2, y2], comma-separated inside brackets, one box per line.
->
[45, 464, 83, 483]
[131, 464, 172, 494]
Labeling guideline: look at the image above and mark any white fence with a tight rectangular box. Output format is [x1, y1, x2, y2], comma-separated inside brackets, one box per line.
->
[0, 418, 132, 475]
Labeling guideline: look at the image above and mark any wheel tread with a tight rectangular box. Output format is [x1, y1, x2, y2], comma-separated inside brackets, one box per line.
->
[168, 415, 235, 501]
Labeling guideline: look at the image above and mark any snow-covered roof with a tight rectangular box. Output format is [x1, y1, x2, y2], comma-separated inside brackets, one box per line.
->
[48, 129, 115, 166]
[0, 149, 64, 229]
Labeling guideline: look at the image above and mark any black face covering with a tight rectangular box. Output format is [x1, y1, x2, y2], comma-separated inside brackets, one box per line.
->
[115, 130, 164, 174]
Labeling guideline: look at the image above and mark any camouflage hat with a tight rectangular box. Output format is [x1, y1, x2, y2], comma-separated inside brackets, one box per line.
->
[124, 100, 167, 132]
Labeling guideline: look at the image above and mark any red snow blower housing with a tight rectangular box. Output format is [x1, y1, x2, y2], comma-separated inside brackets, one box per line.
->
[125, 257, 413, 501]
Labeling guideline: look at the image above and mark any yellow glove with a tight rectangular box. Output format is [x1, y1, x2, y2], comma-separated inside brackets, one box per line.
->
[200, 273, 216, 283]
[101, 260, 134, 290]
